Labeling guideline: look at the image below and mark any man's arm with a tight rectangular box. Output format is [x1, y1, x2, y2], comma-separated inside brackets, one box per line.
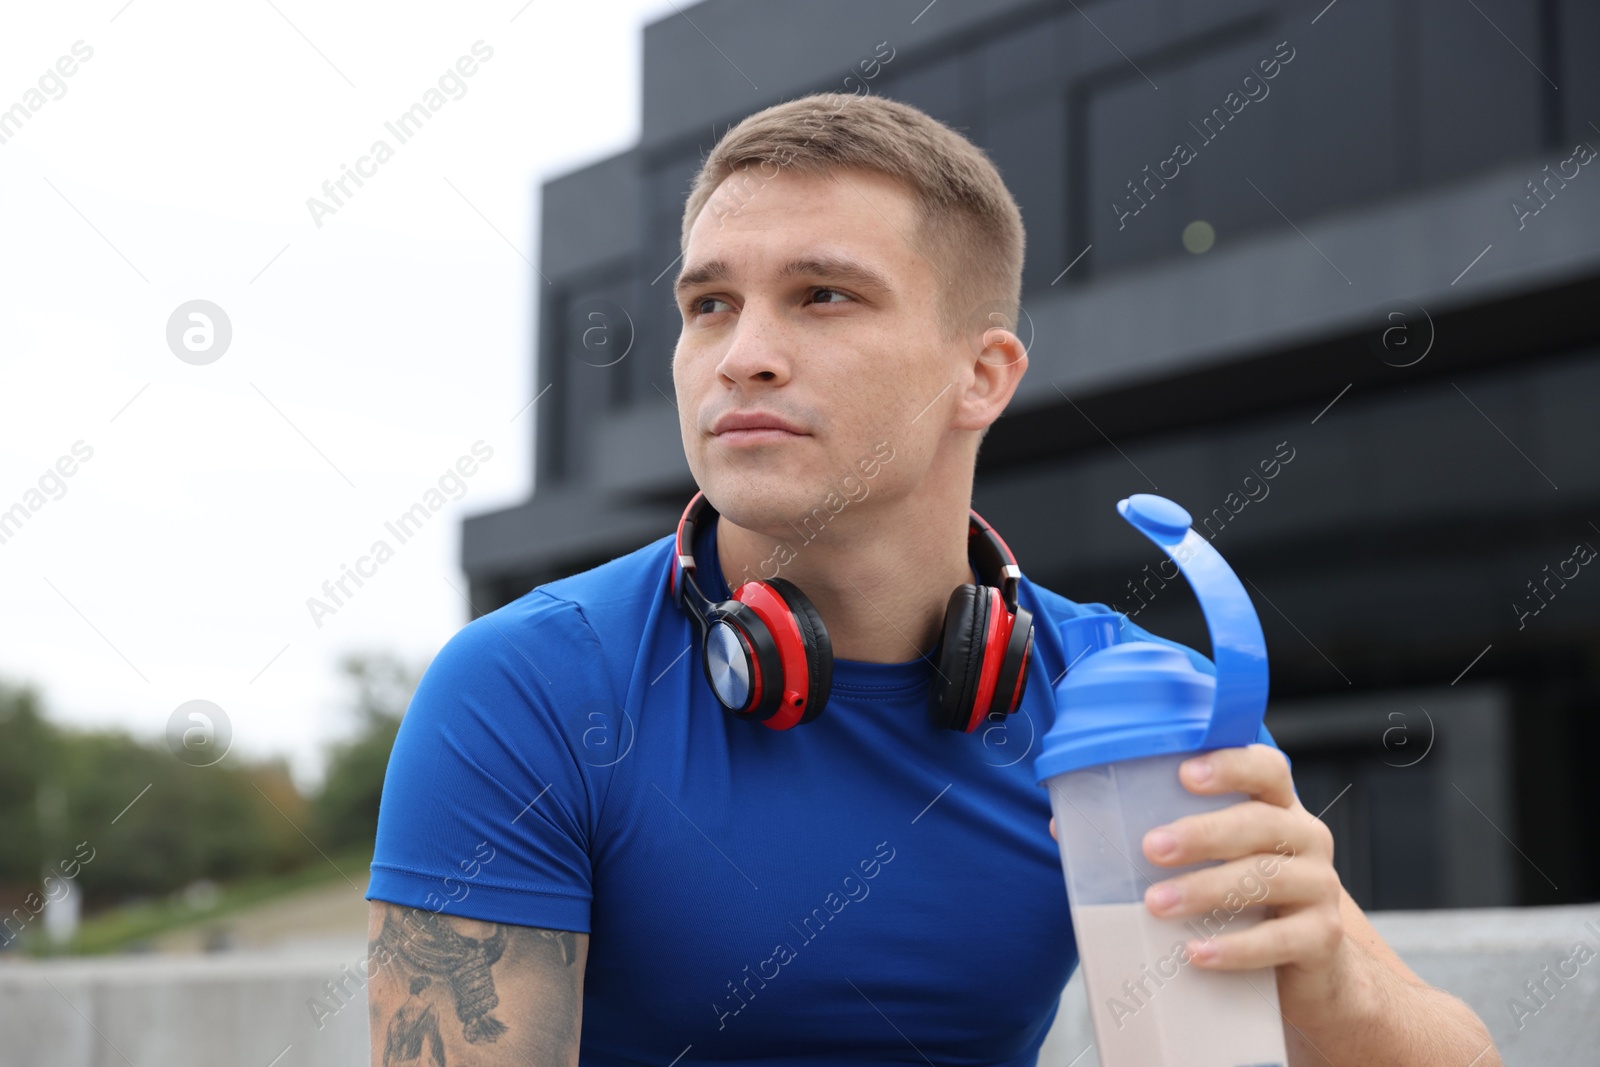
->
[366, 900, 588, 1067]
[1274, 883, 1499, 1066]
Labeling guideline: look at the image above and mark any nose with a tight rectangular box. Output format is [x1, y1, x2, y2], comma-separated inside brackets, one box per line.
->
[713, 308, 793, 389]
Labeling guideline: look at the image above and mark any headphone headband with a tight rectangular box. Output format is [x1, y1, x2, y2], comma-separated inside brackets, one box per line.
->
[669, 491, 716, 624]
[671, 490, 1022, 613]
[667, 490, 1034, 731]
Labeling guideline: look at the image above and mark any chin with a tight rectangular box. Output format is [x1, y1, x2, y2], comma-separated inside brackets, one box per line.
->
[697, 476, 809, 535]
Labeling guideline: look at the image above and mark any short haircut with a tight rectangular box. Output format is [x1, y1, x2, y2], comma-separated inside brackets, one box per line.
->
[680, 91, 1026, 345]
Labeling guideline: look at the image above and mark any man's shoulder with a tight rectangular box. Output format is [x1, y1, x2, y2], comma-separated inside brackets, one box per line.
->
[480, 532, 673, 635]
[535, 530, 676, 613]
[1019, 575, 1143, 638]
[430, 533, 676, 688]
[1019, 576, 1117, 624]
[1020, 574, 1217, 677]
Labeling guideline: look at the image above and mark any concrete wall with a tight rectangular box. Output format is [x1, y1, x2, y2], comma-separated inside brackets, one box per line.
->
[1039, 903, 1600, 1066]
[5, 904, 1597, 1065]
[0, 945, 371, 1067]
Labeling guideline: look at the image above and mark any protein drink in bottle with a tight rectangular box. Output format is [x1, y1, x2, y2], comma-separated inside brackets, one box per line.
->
[1035, 493, 1290, 1067]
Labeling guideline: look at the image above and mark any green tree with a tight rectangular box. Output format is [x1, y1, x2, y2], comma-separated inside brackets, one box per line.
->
[312, 652, 424, 853]
[0, 683, 58, 888]
[0, 677, 319, 952]
[55, 728, 306, 907]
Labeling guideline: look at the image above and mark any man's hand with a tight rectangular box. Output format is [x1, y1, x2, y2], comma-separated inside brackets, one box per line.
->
[1135, 743, 1338, 976]
[1048, 743, 1502, 1065]
[1048, 744, 1339, 979]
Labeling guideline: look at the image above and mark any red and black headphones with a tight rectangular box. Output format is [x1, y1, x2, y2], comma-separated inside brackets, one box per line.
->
[668, 490, 1035, 733]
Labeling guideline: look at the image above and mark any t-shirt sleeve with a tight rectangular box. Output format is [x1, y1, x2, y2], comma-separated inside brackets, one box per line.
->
[365, 591, 614, 933]
[1068, 601, 1290, 769]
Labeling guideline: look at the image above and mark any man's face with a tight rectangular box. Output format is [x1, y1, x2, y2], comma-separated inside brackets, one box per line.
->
[672, 165, 982, 535]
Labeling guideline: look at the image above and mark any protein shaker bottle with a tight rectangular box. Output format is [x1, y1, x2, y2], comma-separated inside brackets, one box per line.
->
[1034, 493, 1289, 1067]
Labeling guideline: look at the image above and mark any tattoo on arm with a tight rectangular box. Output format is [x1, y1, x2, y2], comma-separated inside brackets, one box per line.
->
[368, 904, 586, 1067]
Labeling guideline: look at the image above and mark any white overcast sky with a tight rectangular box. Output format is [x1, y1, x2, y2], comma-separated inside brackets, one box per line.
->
[0, 0, 685, 790]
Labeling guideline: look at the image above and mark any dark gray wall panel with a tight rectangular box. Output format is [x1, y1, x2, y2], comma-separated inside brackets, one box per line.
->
[1087, 29, 1292, 272]
[987, 92, 1069, 295]
[540, 150, 641, 281]
[1413, 0, 1547, 189]
[1558, 0, 1600, 145]
[640, 0, 1039, 152]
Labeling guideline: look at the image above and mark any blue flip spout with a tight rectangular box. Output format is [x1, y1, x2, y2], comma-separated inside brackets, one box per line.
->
[1114, 494, 1268, 750]
[1034, 493, 1270, 782]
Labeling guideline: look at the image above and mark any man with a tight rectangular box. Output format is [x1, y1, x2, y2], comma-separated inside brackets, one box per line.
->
[366, 92, 1499, 1065]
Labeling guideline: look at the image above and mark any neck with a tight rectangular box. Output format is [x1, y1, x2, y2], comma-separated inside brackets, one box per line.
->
[715, 473, 980, 665]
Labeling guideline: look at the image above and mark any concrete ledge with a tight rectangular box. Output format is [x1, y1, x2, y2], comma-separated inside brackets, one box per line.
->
[1038, 902, 1600, 1066]
[5, 905, 1597, 1065]
[0, 942, 370, 1067]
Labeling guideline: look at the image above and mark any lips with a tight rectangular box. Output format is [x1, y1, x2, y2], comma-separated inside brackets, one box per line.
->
[711, 411, 808, 436]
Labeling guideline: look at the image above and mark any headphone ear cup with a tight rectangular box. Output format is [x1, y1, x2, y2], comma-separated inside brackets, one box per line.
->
[931, 584, 989, 731]
[701, 601, 782, 720]
[766, 578, 832, 723]
[991, 605, 1034, 715]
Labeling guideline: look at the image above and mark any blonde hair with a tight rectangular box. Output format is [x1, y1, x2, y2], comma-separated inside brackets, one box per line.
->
[679, 91, 1026, 344]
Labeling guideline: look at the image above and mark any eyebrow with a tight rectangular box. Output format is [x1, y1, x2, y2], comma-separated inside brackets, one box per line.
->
[673, 255, 895, 301]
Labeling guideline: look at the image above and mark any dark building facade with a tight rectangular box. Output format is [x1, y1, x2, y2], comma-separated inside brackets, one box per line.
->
[464, 0, 1600, 911]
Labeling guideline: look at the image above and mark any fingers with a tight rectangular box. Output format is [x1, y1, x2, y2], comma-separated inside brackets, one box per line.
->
[1142, 851, 1323, 923]
[1183, 894, 1345, 971]
[1049, 816, 1057, 841]
[1178, 743, 1296, 808]
[1142, 800, 1331, 868]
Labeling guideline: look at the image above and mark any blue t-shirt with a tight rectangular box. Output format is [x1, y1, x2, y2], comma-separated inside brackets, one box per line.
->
[368, 515, 1281, 1066]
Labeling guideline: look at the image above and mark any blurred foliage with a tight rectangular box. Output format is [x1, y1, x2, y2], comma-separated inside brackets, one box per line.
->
[0, 684, 58, 888]
[313, 652, 422, 852]
[0, 649, 425, 955]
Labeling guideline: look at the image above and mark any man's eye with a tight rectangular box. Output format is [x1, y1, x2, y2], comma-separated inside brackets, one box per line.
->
[810, 287, 852, 305]
[690, 297, 731, 317]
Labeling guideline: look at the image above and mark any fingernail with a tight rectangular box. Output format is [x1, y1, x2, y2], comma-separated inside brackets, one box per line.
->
[1147, 829, 1177, 858]
[1186, 757, 1213, 784]
[1149, 884, 1180, 911]
[1188, 940, 1217, 964]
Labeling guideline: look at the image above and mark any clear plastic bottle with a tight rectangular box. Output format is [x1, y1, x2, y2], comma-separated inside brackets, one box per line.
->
[1035, 494, 1290, 1067]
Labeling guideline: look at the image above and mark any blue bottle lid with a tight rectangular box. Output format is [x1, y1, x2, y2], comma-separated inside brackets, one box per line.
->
[1033, 494, 1269, 781]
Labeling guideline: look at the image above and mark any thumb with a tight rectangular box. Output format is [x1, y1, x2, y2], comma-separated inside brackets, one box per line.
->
[1049, 816, 1057, 841]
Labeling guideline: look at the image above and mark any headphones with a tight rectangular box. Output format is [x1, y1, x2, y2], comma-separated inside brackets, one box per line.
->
[668, 490, 1035, 733]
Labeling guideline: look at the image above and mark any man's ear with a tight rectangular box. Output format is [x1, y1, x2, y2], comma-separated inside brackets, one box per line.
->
[977, 325, 1027, 373]
[954, 327, 1027, 431]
